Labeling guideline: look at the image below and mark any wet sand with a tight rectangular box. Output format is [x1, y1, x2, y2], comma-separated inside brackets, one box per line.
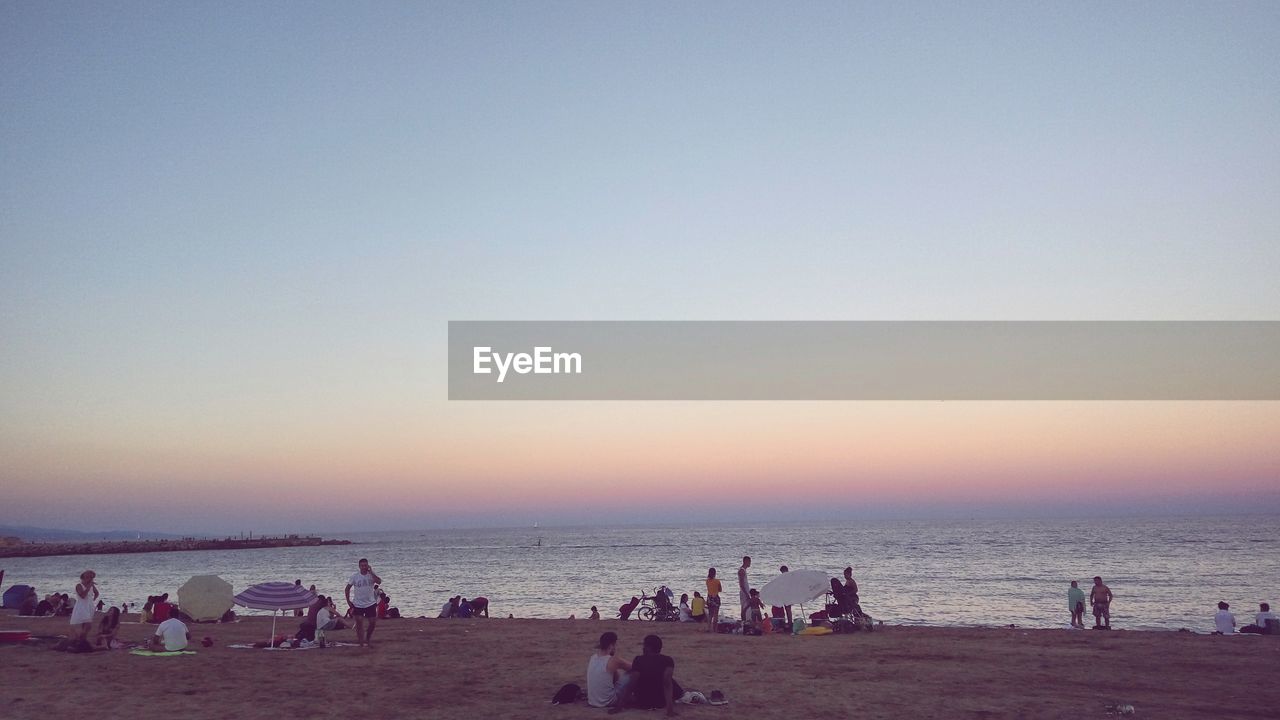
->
[1, 612, 1276, 719]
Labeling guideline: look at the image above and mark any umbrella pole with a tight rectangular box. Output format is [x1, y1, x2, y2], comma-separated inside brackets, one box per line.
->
[270, 610, 277, 648]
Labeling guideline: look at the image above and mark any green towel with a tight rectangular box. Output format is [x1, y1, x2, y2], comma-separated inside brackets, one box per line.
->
[130, 649, 196, 656]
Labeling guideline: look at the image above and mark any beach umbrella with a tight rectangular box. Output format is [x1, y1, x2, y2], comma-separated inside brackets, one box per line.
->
[177, 575, 233, 622]
[233, 582, 317, 647]
[759, 569, 831, 608]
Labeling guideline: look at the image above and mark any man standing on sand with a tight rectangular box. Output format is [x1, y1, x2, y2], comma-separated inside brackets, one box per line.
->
[345, 558, 382, 647]
[1068, 581, 1086, 628]
[1090, 576, 1113, 629]
[737, 556, 751, 622]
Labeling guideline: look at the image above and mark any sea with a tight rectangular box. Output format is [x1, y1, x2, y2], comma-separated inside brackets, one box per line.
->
[4, 515, 1276, 633]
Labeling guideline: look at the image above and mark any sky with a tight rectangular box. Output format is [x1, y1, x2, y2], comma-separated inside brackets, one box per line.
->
[2, 1, 1278, 534]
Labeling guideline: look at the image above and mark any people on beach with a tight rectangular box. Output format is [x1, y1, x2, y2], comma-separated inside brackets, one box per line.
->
[1256, 602, 1277, 633]
[679, 593, 692, 622]
[1213, 601, 1236, 635]
[690, 592, 705, 623]
[628, 634, 682, 716]
[150, 613, 190, 652]
[293, 579, 305, 616]
[152, 593, 173, 623]
[35, 593, 55, 617]
[471, 596, 490, 618]
[1068, 581, 1086, 628]
[586, 631, 633, 708]
[1090, 576, 1113, 629]
[744, 589, 765, 635]
[96, 606, 120, 648]
[438, 596, 457, 618]
[18, 587, 38, 616]
[1240, 602, 1277, 634]
[590, 606, 601, 620]
[70, 570, 99, 640]
[737, 556, 752, 621]
[345, 557, 382, 647]
[705, 568, 722, 632]
[771, 565, 793, 627]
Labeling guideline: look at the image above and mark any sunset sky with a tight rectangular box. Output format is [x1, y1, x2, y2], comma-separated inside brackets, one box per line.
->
[3, 2, 1278, 534]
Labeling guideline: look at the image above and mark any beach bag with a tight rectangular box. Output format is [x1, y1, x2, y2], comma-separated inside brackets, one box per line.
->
[550, 683, 582, 705]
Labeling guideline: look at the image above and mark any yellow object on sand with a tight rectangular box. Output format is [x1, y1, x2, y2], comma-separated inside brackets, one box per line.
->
[799, 626, 833, 636]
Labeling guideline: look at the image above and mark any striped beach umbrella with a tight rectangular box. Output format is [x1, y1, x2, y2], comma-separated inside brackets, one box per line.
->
[234, 582, 317, 646]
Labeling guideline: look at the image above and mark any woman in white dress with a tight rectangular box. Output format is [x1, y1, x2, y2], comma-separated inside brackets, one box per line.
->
[70, 570, 99, 640]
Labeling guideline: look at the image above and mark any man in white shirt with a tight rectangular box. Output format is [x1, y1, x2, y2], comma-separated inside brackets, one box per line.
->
[150, 615, 190, 651]
[1213, 601, 1236, 635]
[1256, 602, 1277, 628]
[345, 557, 382, 647]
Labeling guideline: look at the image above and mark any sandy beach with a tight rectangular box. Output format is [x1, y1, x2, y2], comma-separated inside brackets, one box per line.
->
[2, 612, 1276, 720]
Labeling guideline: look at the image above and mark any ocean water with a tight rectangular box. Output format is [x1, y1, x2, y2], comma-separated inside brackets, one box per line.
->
[3, 515, 1276, 633]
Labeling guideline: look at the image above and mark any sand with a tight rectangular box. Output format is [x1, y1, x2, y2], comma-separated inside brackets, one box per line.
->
[1, 611, 1277, 719]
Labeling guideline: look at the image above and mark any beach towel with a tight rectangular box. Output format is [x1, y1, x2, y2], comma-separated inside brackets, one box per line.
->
[130, 649, 196, 656]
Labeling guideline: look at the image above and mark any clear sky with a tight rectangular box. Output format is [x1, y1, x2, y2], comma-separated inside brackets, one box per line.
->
[2, 2, 1278, 534]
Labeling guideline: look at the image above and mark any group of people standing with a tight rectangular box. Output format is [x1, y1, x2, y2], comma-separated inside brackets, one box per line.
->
[1067, 576, 1114, 629]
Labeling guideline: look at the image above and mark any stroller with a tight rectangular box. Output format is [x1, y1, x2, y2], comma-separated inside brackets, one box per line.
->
[821, 578, 873, 632]
[617, 596, 641, 620]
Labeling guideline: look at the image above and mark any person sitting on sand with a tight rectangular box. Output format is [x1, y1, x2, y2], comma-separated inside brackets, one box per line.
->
[1213, 601, 1236, 635]
[1068, 581, 1087, 629]
[1090, 577, 1113, 629]
[691, 592, 705, 623]
[35, 593, 56, 617]
[624, 634, 683, 716]
[1256, 603, 1277, 634]
[150, 613, 190, 652]
[96, 606, 121, 649]
[438, 596, 457, 618]
[57, 593, 73, 616]
[679, 594, 692, 622]
[152, 593, 173, 623]
[587, 631, 634, 708]
[590, 606, 601, 620]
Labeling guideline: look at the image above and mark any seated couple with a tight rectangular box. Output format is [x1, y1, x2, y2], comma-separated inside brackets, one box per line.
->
[587, 632, 681, 716]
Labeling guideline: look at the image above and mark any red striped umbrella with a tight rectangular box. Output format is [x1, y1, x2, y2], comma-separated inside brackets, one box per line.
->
[233, 582, 317, 647]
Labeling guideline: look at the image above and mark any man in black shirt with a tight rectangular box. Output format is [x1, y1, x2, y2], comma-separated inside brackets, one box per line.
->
[615, 634, 682, 716]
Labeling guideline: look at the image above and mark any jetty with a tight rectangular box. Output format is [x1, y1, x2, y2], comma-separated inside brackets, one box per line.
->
[0, 534, 351, 559]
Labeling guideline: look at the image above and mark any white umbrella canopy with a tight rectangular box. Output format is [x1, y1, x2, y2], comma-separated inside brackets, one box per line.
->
[177, 575, 234, 622]
[759, 569, 831, 608]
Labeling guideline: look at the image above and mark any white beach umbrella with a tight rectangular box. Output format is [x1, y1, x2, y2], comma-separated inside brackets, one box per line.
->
[177, 575, 234, 622]
[759, 569, 831, 608]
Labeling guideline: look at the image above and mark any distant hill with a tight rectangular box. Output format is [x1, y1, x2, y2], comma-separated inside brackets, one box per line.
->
[0, 525, 185, 542]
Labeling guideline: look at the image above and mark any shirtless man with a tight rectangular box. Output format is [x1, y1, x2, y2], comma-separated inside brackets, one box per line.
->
[737, 556, 752, 622]
[1090, 576, 1113, 629]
